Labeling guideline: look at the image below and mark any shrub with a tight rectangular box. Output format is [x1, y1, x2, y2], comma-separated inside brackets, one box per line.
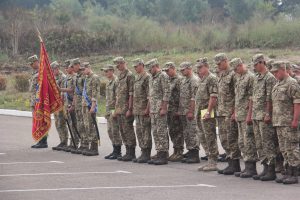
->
[0, 75, 7, 91]
[14, 74, 30, 92]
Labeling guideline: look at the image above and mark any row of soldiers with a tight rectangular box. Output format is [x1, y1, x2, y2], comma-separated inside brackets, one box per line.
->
[28, 52, 300, 185]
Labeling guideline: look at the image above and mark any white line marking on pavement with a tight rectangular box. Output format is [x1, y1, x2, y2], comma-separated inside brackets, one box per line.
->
[0, 184, 216, 193]
[0, 171, 132, 177]
[0, 153, 6, 155]
[0, 161, 64, 165]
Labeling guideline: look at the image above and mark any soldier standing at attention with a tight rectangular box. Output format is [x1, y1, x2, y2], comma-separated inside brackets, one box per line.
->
[28, 55, 48, 148]
[214, 53, 241, 175]
[132, 58, 152, 163]
[71, 58, 88, 154]
[195, 58, 219, 171]
[102, 64, 122, 159]
[50, 61, 69, 151]
[179, 62, 200, 164]
[271, 61, 300, 185]
[230, 58, 258, 178]
[251, 54, 278, 181]
[81, 62, 100, 156]
[163, 62, 184, 162]
[113, 57, 137, 161]
[146, 58, 170, 165]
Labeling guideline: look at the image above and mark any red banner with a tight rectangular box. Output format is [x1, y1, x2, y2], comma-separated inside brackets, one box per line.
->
[32, 41, 63, 141]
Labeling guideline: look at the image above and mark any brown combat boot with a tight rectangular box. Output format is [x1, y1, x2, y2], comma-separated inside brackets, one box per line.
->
[169, 148, 183, 162]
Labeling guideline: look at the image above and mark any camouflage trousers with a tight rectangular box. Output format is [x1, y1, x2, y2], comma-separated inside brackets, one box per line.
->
[275, 126, 300, 167]
[150, 113, 169, 152]
[82, 106, 98, 144]
[135, 115, 152, 149]
[117, 114, 136, 147]
[197, 115, 219, 161]
[75, 105, 88, 147]
[253, 120, 277, 165]
[53, 108, 68, 144]
[237, 122, 258, 162]
[106, 114, 122, 146]
[179, 115, 199, 150]
[65, 108, 80, 147]
[167, 112, 184, 150]
[217, 117, 240, 159]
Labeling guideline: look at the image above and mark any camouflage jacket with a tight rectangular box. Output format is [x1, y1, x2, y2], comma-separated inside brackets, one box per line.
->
[272, 76, 300, 126]
[195, 72, 218, 112]
[178, 74, 199, 115]
[29, 70, 38, 107]
[64, 74, 76, 106]
[54, 70, 66, 87]
[217, 69, 236, 117]
[252, 71, 277, 120]
[234, 70, 254, 121]
[115, 69, 134, 114]
[168, 74, 182, 113]
[105, 75, 118, 114]
[148, 70, 170, 114]
[74, 71, 85, 108]
[82, 73, 100, 107]
[133, 72, 150, 115]
[291, 74, 300, 85]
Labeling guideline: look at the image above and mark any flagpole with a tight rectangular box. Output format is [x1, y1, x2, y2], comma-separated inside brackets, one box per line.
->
[35, 26, 43, 43]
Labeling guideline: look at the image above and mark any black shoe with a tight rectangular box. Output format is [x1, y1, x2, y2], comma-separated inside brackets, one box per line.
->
[276, 164, 290, 183]
[184, 149, 200, 164]
[223, 159, 241, 175]
[283, 166, 299, 184]
[136, 148, 151, 163]
[240, 161, 257, 178]
[85, 142, 99, 156]
[109, 145, 122, 160]
[105, 145, 115, 159]
[32, 141, 48, 149]
[52, 142, 65, 151]
[218, 160, 232, 174]
[153, 151, 168, 165]
[260, 164, 276, 181]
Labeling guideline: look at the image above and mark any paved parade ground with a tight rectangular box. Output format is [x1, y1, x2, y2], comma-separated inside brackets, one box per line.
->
[0, 115, 299, 200]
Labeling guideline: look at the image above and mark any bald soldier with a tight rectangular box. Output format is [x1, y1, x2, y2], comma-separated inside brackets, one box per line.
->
[230, 58, 258, 178]
[28, 55, 48, 148]
[113, 57, 137, 161]
[146, 58, 170, 165]
[271, 61, 300, 185]
[132, 58, 152, 163]
[50, 61, 69, 151]
[163, 62, 184, 162]
[214, 53, 241, 175]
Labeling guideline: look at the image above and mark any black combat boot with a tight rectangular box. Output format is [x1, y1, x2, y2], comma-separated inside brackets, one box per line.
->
[52, 142, 66, 151]
[109, 145, 122, 160]
[218, 159, 232, 174]
[283, 166, 299, 184]
[85, 142, 99, 156]
[253, 163, 268, 180]
[122, 146, 136, 161]
[276, 164, 290, 183]
[260, 164, 276, 181]
[118, 146, 129, 161]
[31, 136, 48, 148]
[240, 161, 257, 178]
[135, 148, 151, 163]
[183, 151, 190, 158]
[217, 153, 227, 162]
[153, 151, 168, 165]
[201, 155, 208, 161]
[169, 148, 183, 162]
[105, 145, 115, 159]
[185, 149, 200, 164]
[224, 159, 241, 175]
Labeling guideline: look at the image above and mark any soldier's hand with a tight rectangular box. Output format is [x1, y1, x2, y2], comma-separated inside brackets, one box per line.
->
[187, 111, 194, 121]
[203, 112, 210, 120]
[291, 119, 298, 129]
[264, 114, 271, 124]
[89, 107, 96, 114]
[160, 108, 167, 116]
[126, 110, 133, 118]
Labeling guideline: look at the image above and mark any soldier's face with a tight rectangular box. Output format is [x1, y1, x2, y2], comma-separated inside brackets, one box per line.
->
[217, 60, 228, 71]
[116, 62, 125, 71]
[150, 66, 157, 75]
[273, 69, 285, 80]
[73, 64, 80, 72]
[31, 61, 39, 69]
[198, 66, 207, 76]
[53, 68, 59, 76]
[105, 70, 113, 78]
[134, 64, 144, 74]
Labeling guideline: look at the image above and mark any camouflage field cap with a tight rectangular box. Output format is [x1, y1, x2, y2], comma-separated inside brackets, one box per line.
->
[28, 55, 38, 64]
[82, 62, 91, 68]
[179, 61, 192, 71]
[145, 58, 159, 69]
[69, 58, 80, 67]
[252, 54, 265, 65]
[214, 53, 227, 64]
[132, 58, 144, 67]
[292, 64, 300, 71]
[101, 64, 115, 71]
[270, 61, 286, 72]
[64, 59, 71, 68]
[196, 57, 209, 68]
[113, 56, 125, 64]
[50, 61, 59, 68]
[162, 61, 176, 71]
[230, 58, 243, 70]
[266, 59, 275, 70]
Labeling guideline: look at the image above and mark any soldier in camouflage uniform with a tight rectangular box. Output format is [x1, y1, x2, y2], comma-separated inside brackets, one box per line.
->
[178, 62, 200, 164]
[271, 61, 300, 184]
[230, 58, 258, 178]
[113, 57, 137, 161]
[195, 58, 219, 171]
[81, 62, 100, 156]
[251, 54, 278, 181]
[70, 58, 88, 154]
[286, 62, 300, 85]
[162, 62, 184, 162]
[102, 64, 122, 159]
[28, 55, 48, 148]
[60, 60, 80, 152]
[214, 53, 241, 175]
[146, 58, 170, 165]
[50, 61, 69, 151]
[131, 58, 152, 163]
